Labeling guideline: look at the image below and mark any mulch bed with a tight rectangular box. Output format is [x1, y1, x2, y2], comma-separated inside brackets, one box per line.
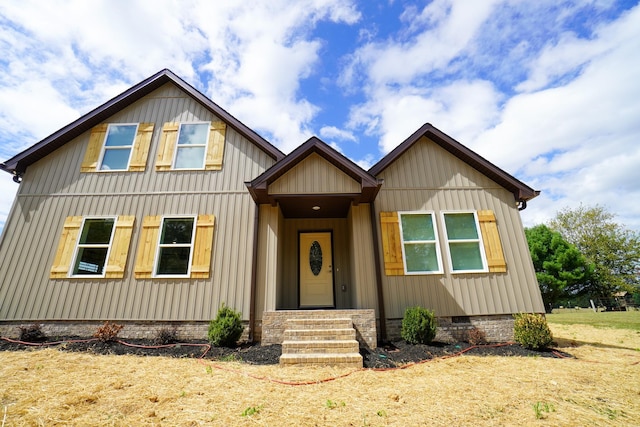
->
[0, 336, 571, 368]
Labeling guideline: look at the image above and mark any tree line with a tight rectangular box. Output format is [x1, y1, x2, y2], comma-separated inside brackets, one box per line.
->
[525, 205, 640, 312]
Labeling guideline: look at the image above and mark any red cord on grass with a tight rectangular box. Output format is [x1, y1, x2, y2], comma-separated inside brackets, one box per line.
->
[3, 336, 627, 386]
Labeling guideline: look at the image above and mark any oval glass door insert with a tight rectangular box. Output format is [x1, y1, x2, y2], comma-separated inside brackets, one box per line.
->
[309, 241, 323, 276]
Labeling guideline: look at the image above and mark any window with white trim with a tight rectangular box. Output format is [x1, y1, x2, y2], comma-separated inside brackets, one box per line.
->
[154, 216, 196, 277]
[173, 123, 210, 169]
[99, 124, 138, 170]
[399, 212, 443, 274]
[442, 212, 487, 273]
[71, 217, 116, 276]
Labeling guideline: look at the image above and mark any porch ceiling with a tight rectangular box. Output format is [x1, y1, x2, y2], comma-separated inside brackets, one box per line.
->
[276, 194, 356, 218]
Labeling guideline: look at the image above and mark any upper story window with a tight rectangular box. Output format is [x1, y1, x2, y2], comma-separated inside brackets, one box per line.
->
[442, 212, 487, 273]
[80, 123, 154, 173]
[156, 121, 227, 171]
[174, 123, 210, 169]
[99, 124, 138, 171]
[399, 212, 443, 274]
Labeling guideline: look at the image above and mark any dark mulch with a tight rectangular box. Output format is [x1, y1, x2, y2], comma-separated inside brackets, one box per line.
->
[0, 336, 571, 368]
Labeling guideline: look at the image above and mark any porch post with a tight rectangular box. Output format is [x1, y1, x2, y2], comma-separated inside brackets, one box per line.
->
[370, 202, 387, 341]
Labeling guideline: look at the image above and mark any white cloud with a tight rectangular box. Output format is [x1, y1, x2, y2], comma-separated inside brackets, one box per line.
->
[342, 0, 501, 87]
[348, 79, 501, 154]
[475, 5, 640, 230]
[0, 0, 362, 233]
[337, 1, 640, 232]
[319, 126, 356, 142]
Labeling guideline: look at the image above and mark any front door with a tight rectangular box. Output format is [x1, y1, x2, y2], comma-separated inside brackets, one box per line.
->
[299, 232, 334, 308]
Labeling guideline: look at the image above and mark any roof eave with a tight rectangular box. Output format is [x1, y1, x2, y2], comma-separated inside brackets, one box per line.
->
[2, 69, 284, 175]
[369, 123, 540, 203]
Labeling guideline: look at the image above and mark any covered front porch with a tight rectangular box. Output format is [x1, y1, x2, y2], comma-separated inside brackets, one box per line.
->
[245, 137, 384, 344]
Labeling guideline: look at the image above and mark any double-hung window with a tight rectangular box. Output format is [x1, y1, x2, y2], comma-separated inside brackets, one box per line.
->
[173, 123, 210, 169]
[99, 124, 138, 171]
[399, 212, 443, 274]
[442, 212, 487, 273]
[154, 216, 197, 277]
[71, 217, 116, 277]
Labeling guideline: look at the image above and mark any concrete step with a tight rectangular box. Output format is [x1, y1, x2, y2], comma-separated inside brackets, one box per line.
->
[279, 352, 363, 368]
[285, 317, 353, 330]
[282, 339, 360, 354]
[283, 328, 356, 341]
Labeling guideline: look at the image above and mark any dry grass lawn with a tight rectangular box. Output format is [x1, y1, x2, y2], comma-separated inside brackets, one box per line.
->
[2, 319, 639, 426]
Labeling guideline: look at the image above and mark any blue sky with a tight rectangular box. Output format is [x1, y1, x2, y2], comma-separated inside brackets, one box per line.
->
[1, 0, 639, 234]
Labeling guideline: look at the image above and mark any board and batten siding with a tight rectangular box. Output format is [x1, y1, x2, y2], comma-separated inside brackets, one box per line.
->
[0, 82, 275, 322]
[374, 136, 545, 318]
[268, 153, 361, 195]
[348, 204, 378, 314]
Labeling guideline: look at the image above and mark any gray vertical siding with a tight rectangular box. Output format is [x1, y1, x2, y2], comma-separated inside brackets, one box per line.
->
[348, 204, 378, 313]
[374, 137, 545, 318]
[268, 153, 361, 195]
[0, 83, 275, 322]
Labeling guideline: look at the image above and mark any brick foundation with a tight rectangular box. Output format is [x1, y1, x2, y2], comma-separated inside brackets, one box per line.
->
[0, 321, 250, 343]
[385, 314, 514, 343]
[260, 309, 377, 349]
[2, 313, 512, 347]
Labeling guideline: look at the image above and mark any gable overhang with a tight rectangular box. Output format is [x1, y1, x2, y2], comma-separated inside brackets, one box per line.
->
[246, 137, 382, 218]
[369, 123, 540, 204]
[1, 69, 284, 177]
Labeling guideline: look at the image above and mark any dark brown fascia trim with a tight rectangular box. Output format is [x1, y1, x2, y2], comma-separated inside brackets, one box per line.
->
[369, 123, 539, 202]
[246, 136, 381, 204]
[1, 69, 284, 175]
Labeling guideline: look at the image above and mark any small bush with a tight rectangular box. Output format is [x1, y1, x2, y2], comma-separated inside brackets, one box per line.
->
[19, 324, 47, 342]
[401, 306, 437, 344]
[154, 327, 178, 345]
[466, 327, 487, 345]
[93, 321, 124, 342]
[513, 313, 553, 350]
[208, 304, 243, 347]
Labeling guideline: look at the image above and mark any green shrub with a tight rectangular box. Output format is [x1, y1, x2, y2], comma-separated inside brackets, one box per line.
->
[513, 313, 553, 350]
[401, 306, 437, 344]
[208, 304, 243, 347]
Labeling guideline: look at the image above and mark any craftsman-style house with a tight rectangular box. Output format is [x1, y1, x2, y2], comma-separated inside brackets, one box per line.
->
[0, 69, 544, 355]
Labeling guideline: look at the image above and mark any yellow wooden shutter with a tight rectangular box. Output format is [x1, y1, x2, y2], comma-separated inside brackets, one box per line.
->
[155, 122, 179, 171]
[104, 216, 135, 278]
[129, 123, 154, 171]
[478, 210, 507, 273]
[50, 216, 83, 278]
[80, 124, 108, 172]
[134, 216, 161, 278]
[205, 121, 226, 170]
[191, 214, 215, 278]
[380, 212, 405, 276]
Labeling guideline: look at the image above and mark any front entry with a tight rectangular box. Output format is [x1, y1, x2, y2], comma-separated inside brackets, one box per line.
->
[299, 232, 334, 308]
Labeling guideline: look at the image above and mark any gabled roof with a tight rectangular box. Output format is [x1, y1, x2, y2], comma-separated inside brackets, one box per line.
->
[369, 123, 540, 202]
[1, 69, 284, 176]
[247, 136, 382, 206]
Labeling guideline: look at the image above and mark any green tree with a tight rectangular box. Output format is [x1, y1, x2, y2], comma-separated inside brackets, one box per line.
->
[549, 204, 640, 297]
[525, 224, 592, 312]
